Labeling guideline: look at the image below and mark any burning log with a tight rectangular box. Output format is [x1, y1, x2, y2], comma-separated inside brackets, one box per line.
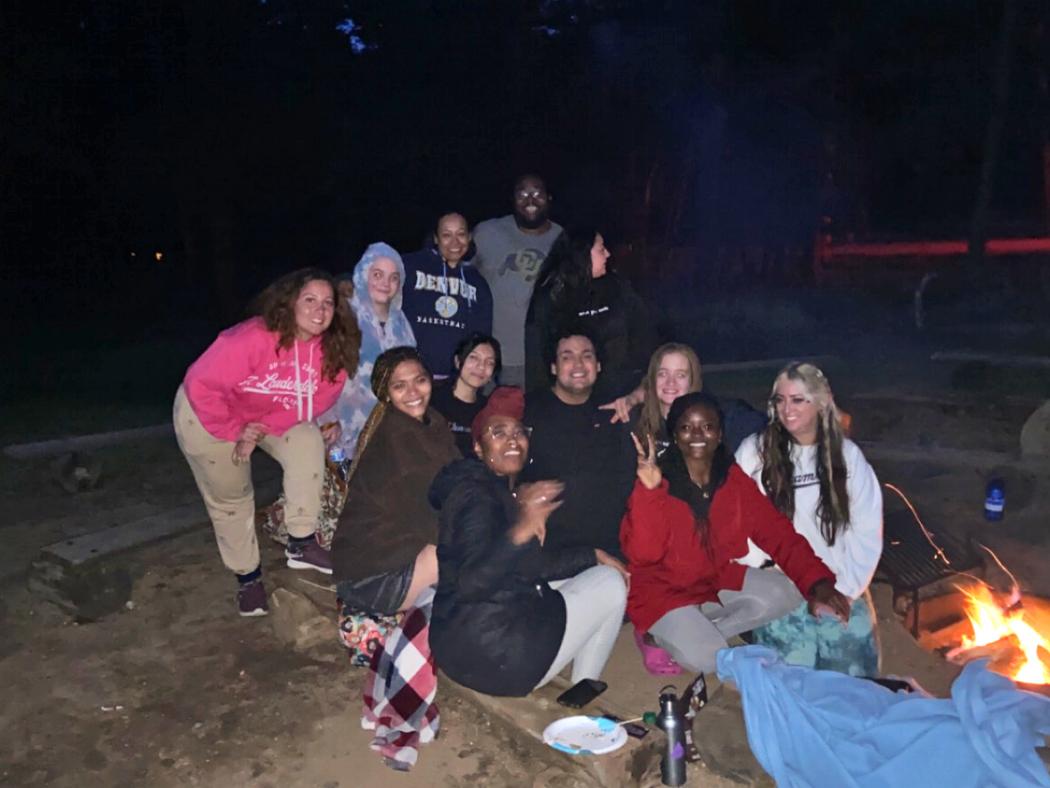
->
[946, 636, 1018, 665]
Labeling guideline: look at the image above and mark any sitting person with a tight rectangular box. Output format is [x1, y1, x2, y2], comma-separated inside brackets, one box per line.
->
[429, 387, 627, 697]
[174, 268, 361, 615]
[621, 391, 850, 676]
[520, 329, 636, 580]
[616, 342, 766, 453]
[430, 333, 501, 456]
[735, 362, 883, 676]
[331, 347, 460, 617]
[632, 342, 703, 458]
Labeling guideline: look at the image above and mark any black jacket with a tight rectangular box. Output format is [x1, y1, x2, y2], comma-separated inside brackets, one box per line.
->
[428, 459, 593, 697]
[521, 388, 635, 561]
[525, 271, 655, 397]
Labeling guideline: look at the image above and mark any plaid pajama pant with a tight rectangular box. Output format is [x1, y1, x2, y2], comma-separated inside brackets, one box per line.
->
[360, 587, 439, 771]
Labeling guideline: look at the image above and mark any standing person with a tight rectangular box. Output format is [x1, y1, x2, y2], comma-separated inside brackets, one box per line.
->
[521, 329, 635, 577]
[401, 213, 493, 379]
[525, 227, 655, 396]
[430, 333, 501, 456]
[324, 242, 416, 457]
[735, 362, 883, 676]
[331, 347, 460, 617]
[473, 174, 563, 387]
[621, 391, 848, 675]
[429, 387, 627, 697]
[173, 268, 361, 616]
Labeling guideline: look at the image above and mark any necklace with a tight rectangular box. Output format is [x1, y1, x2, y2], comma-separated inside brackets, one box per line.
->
[691, 479, 712, 499]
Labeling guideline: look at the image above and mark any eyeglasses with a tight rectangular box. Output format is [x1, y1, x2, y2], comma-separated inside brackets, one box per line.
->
[515, 189, 546, 201]
[487, 425, 533, 441]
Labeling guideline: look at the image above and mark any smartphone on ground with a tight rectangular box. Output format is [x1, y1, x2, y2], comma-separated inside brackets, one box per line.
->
[556, 678, 608, 709]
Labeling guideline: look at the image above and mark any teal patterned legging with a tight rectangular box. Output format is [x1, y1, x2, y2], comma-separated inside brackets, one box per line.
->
[752, 591, 880, 677]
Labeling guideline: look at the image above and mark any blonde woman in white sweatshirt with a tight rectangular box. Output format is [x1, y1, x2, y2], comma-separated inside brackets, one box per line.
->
[735, 362, 883, 676]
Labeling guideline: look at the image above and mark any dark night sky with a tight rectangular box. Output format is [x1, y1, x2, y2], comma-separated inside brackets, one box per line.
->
[2, 0, 1048, 401]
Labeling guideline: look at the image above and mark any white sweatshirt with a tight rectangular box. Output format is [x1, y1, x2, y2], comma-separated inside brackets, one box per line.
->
[734, 434, 883, 600]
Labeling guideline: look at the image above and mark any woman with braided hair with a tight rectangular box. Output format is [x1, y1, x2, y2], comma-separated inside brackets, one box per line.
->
[330, 346, 460, 617]
[735, 362, 883, 676]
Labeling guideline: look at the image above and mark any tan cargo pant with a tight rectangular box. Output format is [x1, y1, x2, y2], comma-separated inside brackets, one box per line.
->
[173, 386, 325, 575]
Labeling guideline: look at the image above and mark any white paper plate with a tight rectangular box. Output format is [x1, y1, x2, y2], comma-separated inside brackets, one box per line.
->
[542, 715, 628, 756]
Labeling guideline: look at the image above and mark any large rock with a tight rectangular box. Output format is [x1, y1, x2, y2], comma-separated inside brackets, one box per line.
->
[268, 586, 334, 652]
[1020, 400, 1050, 458]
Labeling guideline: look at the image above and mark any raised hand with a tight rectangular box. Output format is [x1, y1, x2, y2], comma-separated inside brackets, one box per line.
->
[510, 480, 564, 546]
[630, 433, 662, 490]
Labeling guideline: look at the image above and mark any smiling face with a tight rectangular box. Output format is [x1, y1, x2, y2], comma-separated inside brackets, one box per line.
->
[590, 233, 611, 278]
[293, 279, 335, 341]
[655, 351, 692, 413]
[367, 256, 401, 309]
[456, 342, 497, 391]
[475, 415, 530, 476]
[434, 213, 470, 267]
[512, 175, 550, 231]
[772, 376, 820, 445]
[673, 403, 722, 463]
[551, 335, 600, 404]
[387, 360, 432, 421]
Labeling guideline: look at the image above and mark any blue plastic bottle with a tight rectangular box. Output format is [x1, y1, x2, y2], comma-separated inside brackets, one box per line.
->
[984, 478, 1005, 521]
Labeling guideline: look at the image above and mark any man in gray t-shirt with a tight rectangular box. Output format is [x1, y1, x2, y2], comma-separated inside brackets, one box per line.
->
[472, 174, 563, 387]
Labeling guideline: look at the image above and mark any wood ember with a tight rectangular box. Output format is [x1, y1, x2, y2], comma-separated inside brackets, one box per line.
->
[946, 636, 1017, 665]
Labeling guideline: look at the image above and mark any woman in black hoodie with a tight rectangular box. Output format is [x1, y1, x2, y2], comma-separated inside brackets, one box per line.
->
[428, 387, 627, 697]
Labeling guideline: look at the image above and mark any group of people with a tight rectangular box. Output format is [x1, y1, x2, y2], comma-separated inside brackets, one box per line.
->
[174, 172, 884, 705]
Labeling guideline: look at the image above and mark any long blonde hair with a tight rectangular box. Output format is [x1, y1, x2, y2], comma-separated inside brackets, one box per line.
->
[635, 343, 703, 441]
[758, 362, 850, 545]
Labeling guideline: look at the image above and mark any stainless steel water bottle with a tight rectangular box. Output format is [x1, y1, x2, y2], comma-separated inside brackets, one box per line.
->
[655, 686, 687, 786]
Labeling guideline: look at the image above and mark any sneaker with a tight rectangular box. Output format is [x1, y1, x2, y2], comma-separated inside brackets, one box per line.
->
[238, 579, 269, 617]
[285, 537, 333, 575]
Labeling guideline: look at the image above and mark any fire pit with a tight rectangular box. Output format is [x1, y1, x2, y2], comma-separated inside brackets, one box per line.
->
[906, 585, 1050, 694]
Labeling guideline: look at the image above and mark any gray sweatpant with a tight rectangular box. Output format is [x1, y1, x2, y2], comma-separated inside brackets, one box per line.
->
[648, 567, 804, 673]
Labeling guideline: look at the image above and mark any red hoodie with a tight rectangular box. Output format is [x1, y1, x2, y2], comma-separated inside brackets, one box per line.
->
[620, 464, 835, 634]
[182, 317, 348, 442]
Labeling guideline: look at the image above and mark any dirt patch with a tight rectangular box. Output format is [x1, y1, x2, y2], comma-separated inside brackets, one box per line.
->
[0, 529, 587, 787]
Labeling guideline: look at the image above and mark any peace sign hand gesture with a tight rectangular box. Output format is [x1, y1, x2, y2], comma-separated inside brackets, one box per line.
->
[631, 433, 662, 490]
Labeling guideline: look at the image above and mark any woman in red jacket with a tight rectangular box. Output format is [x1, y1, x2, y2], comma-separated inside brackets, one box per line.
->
[174, 268, 361, 616]
[621, 391, 849, 674]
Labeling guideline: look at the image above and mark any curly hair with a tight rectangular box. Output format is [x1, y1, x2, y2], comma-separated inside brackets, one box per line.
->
[758, 362, 850, 546]
[635, 343, 703, 445]
[659, 391, 733, 550]
[345, 346, 431, 485]
[250, 267, 361, 382]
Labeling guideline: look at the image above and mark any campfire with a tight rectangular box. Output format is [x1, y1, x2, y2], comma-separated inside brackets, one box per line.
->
[915, 583, 1050, 688]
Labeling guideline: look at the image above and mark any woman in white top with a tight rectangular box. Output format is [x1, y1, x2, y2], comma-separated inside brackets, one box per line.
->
[734, 362, 883, 676]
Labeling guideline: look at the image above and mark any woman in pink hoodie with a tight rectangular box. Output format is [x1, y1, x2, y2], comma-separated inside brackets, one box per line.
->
[174, 268, 362, 616]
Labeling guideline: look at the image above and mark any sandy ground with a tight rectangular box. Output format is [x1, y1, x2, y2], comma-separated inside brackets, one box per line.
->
[0, 521, 587, 787]
[3, 302, 1050, 787]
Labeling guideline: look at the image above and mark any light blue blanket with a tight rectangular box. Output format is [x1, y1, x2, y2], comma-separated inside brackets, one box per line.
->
[717, 645, 1050, 787]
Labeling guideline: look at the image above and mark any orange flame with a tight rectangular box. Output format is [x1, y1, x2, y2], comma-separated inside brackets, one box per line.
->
[958, 584, 1050, 685]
